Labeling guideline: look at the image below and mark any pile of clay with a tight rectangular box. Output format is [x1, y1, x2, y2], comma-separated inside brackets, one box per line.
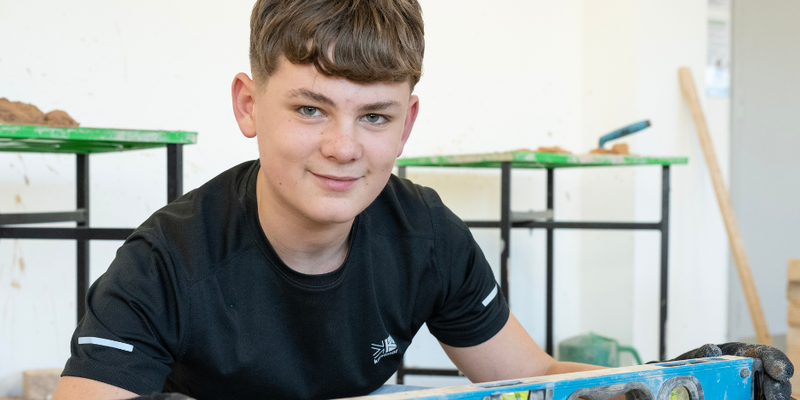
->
[536, 146, 572, 154]
[514, 145, 632, 155]
[589, 143, 630, 155]
[512, 146, 573, 154]
[0, 98, 79, 128]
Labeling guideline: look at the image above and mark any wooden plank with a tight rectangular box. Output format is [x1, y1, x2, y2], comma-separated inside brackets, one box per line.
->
[788, 326, 800, 350]
[788, 302, 800, 326]
[788, 259, 800, 282]
[787, 275, 800, 395]
[788, 283, 800, 303]
[678, 67, 772, 346]
[22, 368, 61, 400]
[788, 341, 800, 396]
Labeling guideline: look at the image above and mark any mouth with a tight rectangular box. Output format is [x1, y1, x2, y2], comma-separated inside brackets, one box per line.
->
[312, 172, 360, 191]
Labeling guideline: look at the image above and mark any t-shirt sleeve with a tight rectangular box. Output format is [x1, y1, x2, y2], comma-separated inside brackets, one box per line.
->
[422, 190, 510, 348]
[62, 231, 186, 395]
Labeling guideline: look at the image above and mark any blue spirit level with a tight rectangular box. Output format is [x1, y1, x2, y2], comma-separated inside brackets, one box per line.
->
[351, 356, 761, 400]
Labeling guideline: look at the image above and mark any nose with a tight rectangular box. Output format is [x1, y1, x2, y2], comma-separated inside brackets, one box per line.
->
[320, 121, 362, 163]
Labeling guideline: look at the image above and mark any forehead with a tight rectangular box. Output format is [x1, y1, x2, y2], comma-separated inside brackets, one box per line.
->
[260, 58, 413, 102]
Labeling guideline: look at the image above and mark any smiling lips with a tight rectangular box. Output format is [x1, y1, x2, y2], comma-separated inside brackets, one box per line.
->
[313, 172, 360, 191]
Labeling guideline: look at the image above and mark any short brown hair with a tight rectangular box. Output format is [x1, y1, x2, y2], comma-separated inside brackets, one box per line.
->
[249, 0, 424, 88]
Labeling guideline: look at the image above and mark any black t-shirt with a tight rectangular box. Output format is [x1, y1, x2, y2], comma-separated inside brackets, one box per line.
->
[63, 160, 509, 399]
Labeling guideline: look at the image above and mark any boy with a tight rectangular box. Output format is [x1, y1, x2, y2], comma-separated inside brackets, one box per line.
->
[52, 0, 793, 399]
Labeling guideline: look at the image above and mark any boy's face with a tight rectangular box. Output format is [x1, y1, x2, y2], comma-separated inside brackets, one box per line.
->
[234, 57, 419, 227]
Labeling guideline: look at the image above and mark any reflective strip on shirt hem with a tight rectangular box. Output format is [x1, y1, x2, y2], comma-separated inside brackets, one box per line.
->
[482, 285, 498, 307]
[78, 337, 134, 352]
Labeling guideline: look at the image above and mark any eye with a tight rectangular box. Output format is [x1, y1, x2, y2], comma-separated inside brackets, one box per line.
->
[363, 113, 388, 124]
[298, 106, 320, 117]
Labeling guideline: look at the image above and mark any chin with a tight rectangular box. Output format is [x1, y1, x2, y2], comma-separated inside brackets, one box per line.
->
[311, 213, 359, 226]
[303, 193, 374, 224]
[306, 206, 362, 226]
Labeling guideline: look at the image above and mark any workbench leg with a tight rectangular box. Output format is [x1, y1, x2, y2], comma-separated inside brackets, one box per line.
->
[500, 162, 511, 305]
[77, 154, 90, 323]
[546, 168, 554, 356]
[395, 165, 408, 384]
[167, 144, 183, 203]
[659, 165, 671, 361]
[396, 359, 405, 384]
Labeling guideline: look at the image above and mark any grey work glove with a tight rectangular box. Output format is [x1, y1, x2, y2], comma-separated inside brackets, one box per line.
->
[669, 343, 794, 400]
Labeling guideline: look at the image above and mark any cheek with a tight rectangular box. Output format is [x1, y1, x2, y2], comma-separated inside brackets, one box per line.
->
[258, 120, 318, 158]
[366, 137, 402, 171]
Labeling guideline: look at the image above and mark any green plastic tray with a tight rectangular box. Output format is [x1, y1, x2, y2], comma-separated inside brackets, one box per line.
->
[0, 124, 197, 154]
[396, 150, 687, 169]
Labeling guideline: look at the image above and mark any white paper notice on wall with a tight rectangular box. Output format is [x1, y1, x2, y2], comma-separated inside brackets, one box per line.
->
[706, 19, 730, 98]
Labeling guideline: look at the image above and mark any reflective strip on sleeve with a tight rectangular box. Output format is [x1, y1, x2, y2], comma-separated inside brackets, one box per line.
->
[78, 336, 134, 352]
[481, 285, 498, 307]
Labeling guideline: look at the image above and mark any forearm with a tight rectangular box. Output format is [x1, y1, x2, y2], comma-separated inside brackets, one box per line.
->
[544, 362, 627, 400]
[52, 376, 138, 400]
[443, 313, 612, 383]
[544, 361, 607, 376]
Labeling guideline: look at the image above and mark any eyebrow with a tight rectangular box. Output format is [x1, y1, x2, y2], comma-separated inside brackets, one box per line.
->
[287, 89, 401, 113]
[358, 101, 401, 113]
[287, 89, 336, 107]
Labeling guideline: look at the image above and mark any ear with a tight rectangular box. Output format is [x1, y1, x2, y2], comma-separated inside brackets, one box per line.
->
[396, 94, 419, 157]
[232, 72, 258, 138]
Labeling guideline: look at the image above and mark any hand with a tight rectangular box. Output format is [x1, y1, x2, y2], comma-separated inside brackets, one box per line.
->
[670, 343, 794, 400]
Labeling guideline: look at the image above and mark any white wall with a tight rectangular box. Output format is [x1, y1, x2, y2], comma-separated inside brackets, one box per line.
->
[629, 0, 732, 357]
[576, 0, 735, 360]
[0, 0, 730, 395]
[728, 0, 800, 343]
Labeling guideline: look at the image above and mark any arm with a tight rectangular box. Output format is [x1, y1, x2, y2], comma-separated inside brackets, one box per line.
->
[52, 376, 138, 400]
[441, 312, 606, 382]
[59, 235, 184, 397]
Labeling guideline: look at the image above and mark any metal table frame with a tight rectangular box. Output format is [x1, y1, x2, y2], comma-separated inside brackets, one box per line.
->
[394, 155, 679, 383]
[0, 124, 196, 322]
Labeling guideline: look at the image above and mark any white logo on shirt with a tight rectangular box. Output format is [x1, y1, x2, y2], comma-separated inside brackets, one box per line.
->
[371, 335, 398, 364]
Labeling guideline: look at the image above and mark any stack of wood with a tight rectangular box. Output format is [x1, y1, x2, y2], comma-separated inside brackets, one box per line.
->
[0, 369, 61, 400]
[787, 258, 800, 395]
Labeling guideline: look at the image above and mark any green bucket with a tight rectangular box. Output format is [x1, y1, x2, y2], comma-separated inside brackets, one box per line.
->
[558, 332, 642, 367]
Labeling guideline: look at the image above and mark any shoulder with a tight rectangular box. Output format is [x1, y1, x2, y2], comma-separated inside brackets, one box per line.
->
[125, 160, 260, 280]
[365, 175, 462, 235]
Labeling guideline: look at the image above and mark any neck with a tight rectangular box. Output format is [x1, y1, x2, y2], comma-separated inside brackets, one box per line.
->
[256, 171, 353, 275]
